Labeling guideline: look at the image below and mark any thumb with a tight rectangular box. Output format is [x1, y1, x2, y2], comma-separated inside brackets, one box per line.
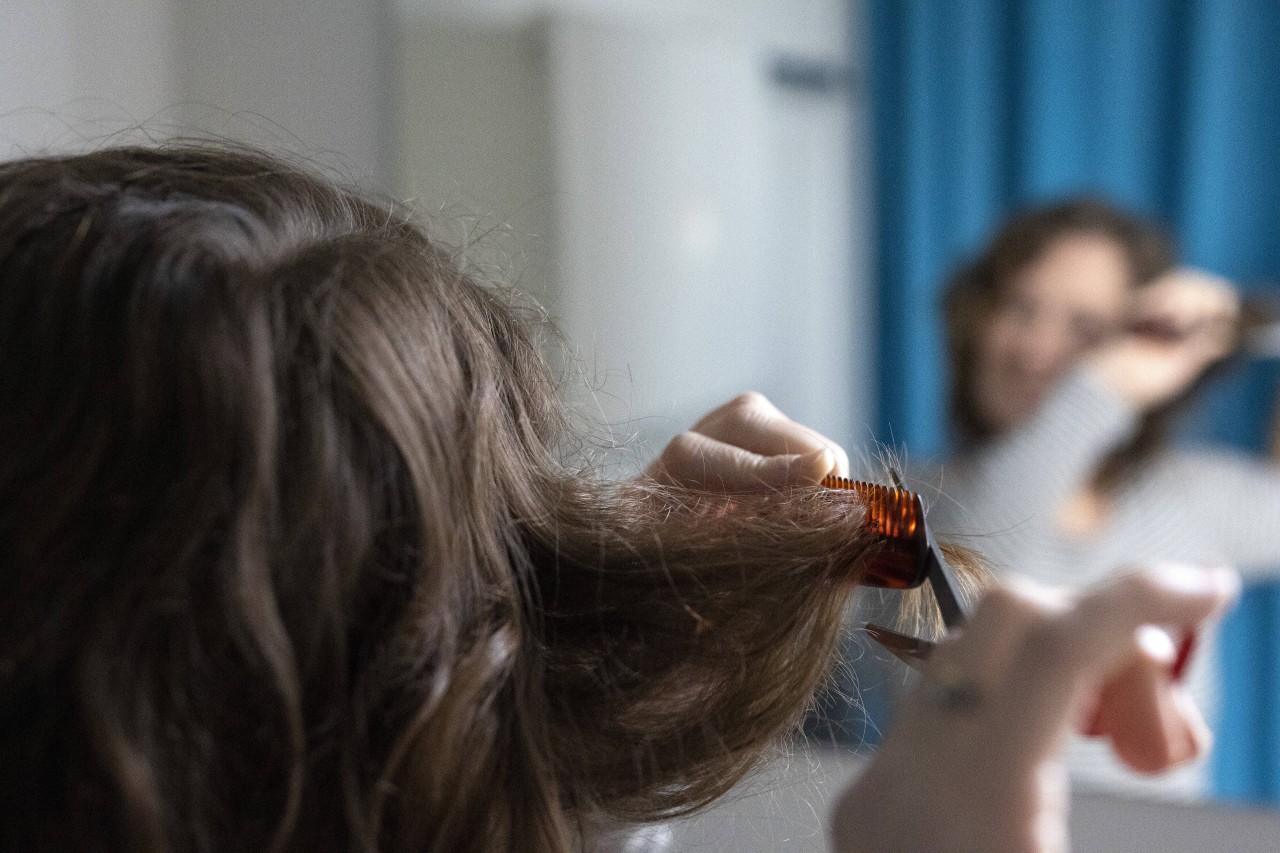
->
[754, 447, 836, 486]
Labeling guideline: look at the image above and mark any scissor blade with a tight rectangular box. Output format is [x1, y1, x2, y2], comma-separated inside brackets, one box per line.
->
[864, 622, 936, 669]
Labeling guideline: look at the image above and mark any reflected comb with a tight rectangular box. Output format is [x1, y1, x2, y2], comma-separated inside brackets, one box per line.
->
[822, 474, 970, 629]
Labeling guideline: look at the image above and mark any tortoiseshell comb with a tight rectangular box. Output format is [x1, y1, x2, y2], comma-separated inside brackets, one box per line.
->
[821, 474, 970, 629]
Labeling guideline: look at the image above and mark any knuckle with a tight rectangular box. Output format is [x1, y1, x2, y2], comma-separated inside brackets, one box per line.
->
[1113, 566, 1163, 600]
[729, 390, 770, 415]
[657, 432, 703, 475]
[665, 430, 700, 458]
[695, 392, 771, 432]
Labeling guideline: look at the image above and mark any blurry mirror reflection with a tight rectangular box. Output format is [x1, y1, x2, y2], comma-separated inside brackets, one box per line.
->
[868, 0, 1280, 812]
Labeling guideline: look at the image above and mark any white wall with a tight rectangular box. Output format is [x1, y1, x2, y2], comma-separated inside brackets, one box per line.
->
[0, 0, 392, 187]
[0, 0, 179, 154]
[396, 0, 874, 463]
[175, 0, 393, 187]
[2, 0, 873, 458]
[396, 0, 850, 55]
[393, 20, 558, 305]
[545, 14, 853, 450]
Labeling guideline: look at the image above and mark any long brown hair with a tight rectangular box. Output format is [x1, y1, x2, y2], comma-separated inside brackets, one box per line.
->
[943, 197, 1178, 493]
[0, 145, 915, 852]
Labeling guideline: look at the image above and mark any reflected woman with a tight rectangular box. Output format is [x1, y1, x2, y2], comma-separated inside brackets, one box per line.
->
[930, 197, 1280, 799]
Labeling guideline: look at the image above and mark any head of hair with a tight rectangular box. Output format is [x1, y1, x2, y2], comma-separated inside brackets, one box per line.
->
[942, 197, 1178, 491]
[0, 143, 927, 852]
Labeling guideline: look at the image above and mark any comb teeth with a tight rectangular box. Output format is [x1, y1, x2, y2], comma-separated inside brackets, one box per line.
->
[820, 474, 921, 540]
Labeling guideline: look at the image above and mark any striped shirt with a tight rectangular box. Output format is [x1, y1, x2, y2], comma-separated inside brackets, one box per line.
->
[919, 368, 1280, 800]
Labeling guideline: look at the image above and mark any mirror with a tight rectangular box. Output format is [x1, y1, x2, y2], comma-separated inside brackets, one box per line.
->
[6, 0, 1277, 818]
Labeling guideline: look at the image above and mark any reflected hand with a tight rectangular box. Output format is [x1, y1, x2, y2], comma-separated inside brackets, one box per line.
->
[830, 565, 1239, 853]
[1089, 268, 1239, 410]
[646, 392, 849, 490]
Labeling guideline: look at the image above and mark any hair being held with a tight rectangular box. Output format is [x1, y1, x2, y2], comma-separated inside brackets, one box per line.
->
[0, 144, 982, 853]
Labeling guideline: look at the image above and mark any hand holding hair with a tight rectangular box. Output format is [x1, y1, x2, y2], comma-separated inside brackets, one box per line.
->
[0, 147, 874, 853]
[1088, 267, 1240, 410]
[646, 392, 850, 490]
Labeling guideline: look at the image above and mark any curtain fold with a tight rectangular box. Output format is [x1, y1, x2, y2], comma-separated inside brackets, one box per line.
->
[868, 0, 1280, 802]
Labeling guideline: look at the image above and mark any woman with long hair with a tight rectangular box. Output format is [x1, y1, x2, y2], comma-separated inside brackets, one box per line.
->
[0, 146, 1233, 851]
[932, 197, 1279, 799]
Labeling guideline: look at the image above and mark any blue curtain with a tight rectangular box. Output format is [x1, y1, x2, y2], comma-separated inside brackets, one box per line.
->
[867, 0, 1280, 802]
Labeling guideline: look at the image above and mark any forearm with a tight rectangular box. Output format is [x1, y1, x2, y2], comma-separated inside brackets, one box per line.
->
[947, 368, 1139, 521]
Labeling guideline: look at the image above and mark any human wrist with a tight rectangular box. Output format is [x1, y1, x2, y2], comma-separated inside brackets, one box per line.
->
[1083, 346, 1163, 410]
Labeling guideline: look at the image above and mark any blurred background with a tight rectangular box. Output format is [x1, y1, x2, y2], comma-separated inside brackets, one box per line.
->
[869, 1, 1280, 808]
[6, 0, 1280, 839]
[0, 0, 871, 468]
